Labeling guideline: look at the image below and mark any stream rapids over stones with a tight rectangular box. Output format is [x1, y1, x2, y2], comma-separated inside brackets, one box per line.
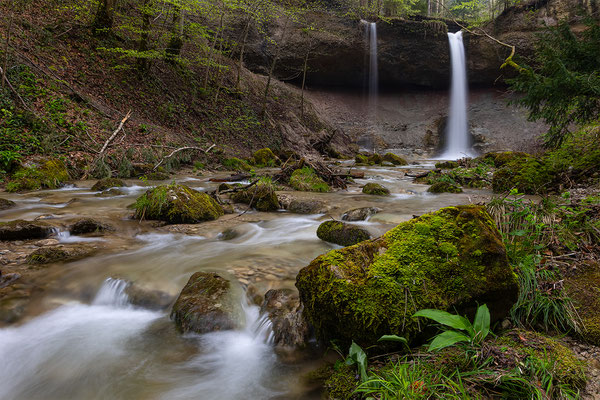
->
[0, 163, 512, 399]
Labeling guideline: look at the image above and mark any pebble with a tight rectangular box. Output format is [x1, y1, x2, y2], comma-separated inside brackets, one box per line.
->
[34, 239, 60, 247]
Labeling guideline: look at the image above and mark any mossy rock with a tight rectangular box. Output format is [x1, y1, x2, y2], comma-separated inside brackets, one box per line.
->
[260, 289, 310, 349]
[252, 148, 279, 167]
[231, 182, 279, 212]
[564, 262, 600, 346]
[341, 207, 382, 222]
[133, 184, 224, 224]
[6, 159, 69, 193]
[382, 153, 408, 166]
[0, 198, 16, 211]
[355, 154, 370, 165]
[296, 205, 518, 346]
[368, 154, 383, 165]
[91, 178, 126, 191]
[289, 167, 330, 193]
[435, 161, 459, 169]
[170, 272, 235, 334]
[317, 220, 371, 247]
[307, 364, 359, 400]
[70, 218, 114, 235]
[428, 182, 463, 194]
[492, 157, 553, 194]
[0, 220, 52, 241]
[476, 151, 530, 168]
[288, 199, 327, 214]
[222, 157, 252, 172]
[26, 244, 96, 265]
[362, 183, 390, 196]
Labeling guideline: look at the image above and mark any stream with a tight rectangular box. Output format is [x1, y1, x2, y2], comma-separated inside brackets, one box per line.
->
[0, 163, 492, 400]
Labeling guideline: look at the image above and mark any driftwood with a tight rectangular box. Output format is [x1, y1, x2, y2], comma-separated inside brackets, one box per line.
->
[153, 144, 216, 170]
[311, 129, 337, 155]
[98, 110, 132, 157]
[209, 173, 251, 183]
[275, 157, 347, 189]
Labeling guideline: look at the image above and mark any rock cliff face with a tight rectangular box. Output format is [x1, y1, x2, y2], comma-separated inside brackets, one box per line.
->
[241, 0, 596, 89]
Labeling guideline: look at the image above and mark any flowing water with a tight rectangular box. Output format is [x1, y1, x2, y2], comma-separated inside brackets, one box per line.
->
[0, 165, 492, 399]
[440, 31, 473, 160]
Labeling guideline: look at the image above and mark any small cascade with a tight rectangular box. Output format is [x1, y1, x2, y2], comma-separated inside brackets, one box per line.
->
[92, 278, 130, 307]
[440, 31, 473, 160]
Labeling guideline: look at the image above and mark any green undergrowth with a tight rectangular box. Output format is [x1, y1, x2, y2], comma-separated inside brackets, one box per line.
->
[222, 157, 252, 172]
[418, 163, 492, 189]
[289, 167, 330, 192]
[6, 158, 70, 192]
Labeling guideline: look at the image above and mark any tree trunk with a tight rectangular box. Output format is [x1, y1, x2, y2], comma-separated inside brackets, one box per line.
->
[262, 16, 289, 118]
[137, 0, 152, 73]
[236, 15, 253, 91]
[300, 47, 310, 119]
[203, 11, 224, 88]
[94, 0, 117, 32]
[166, 6, 184, 62]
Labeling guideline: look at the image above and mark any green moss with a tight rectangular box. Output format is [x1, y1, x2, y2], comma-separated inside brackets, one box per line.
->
[323, 364, 360, 400]
[368, 154, 383, 165]
[91, 178, 126, 191]
[427, 181, 463, 194]
[296, 205, 518, 346]
[382, 153, 408, 166]
[145, 171, 170, 180]
[27, 247, 70, 264]
[355, 154, 370, 165]
[133, 184, 224, 223]
[231, 181, 279, 211]
[252, 148, 279, 167]
[434, 161, 459, 169]
[564, 262, 600, 345]
[492, 156, 553, 194]
[6, 158, 69, 192]
[289, 167, 330, 192]
[222, 157, 252, 172]
[362, 183, 390, 196]
[316, 220, 371, 246]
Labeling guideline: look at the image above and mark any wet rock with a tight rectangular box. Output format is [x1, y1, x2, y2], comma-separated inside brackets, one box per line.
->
[288, 199, 327, 214]
[91, 178, 126, 191]
[6, 158, 70, 193]
[0, 272, 21, 289]
[133, 184, 224, 224]
[428, 182, 463, 194]
[316, 220, 371, 247]
[261, 289, 310, 349]
[171, 272, 236, 334]
[382, 153, 408, 166]
[125, 283, 175, 310]
[218, 228, 239, 241]
[362, 183, 390, 196]
[0, 220, 52, 241]
[26, 244, 96, 264]
[341, 207, 382, 222]
[70, 218, 114, 235]
[435, 161, 459, 169]
[0, 296, 29, 324]
[0, 198, 16, 211]
[252, 148, 279, 167]
[297, 205, 518, 346]
[231, 182, 279, 212]
[34, 239, 60, 247]
[95, 188, 125, 197]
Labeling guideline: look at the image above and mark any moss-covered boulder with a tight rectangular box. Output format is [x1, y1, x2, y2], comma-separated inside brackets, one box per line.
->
[289, 167, 330, 192]
[492, 157, 553, 194]
[231, 181, 279, 212]
[0, 220, 52, 241]
[368, 154, 383, 165]
[222, 157, 252, 172]
[170, 272, 236, 334]
[0, 198, 16, 211]
[6, 159, 69, 192]
[288, 199, 327, 214]
[70, 218, 114, 235]
[428, 182, 463, 194]
[91, 178, 126, 191]
[341, 207, 382, 222]
[476, 151, 530, 168]
[317, 220, 371, 247]
[355, 154, 370, 165]
[296, 205, 518, 346]
[253, 148, 279, 167]
[382, 153, 408, 166]
[26, 244, 96, 265]
[564, 262, 600, 345]
[133, 184, 224, 224]
[435, 161, 459, 169]
[362, 183, 390, 196]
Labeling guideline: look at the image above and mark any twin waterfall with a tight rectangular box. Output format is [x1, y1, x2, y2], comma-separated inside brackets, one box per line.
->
[363, 23, 472, 159]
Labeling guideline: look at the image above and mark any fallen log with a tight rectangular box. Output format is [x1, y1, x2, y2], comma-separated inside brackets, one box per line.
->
[209, 173, 251, 183]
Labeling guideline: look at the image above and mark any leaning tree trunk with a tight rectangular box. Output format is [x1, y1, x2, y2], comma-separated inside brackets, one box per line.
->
[94, 0, 117, 32]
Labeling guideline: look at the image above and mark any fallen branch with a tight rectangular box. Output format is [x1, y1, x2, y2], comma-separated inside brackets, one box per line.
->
[98, 110, 132, 157]
[215, 179, 259, 195]
[153, 144, 216, 170]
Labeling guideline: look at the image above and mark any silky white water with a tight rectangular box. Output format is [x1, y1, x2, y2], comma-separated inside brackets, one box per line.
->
[368, 22, 378, 104]
[439, 31, 473, 160]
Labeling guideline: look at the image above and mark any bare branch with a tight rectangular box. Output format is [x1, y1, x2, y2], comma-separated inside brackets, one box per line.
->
[153, 144, 216, 170]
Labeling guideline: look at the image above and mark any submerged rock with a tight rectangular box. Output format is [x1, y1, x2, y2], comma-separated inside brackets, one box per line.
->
[316, 220, 371, 247]
[231, 182, 279, 212]
[26, 244, 96, 264]
[297, 205, 518, 346]
[0, 220, 52, 241]
[125, 283, 175, 310]
[91, 178, 126, 191]
[171, 272, 235, 334]
[133, 184, 224, 224]
[70, 218, 114, 235]
[260, 289, 311, 349]
[288, 199, 327, 214]
[362, 183, 390, 196]
[428, 181, 463, 194]
[0, 198, 16, 211]
[341, 207, 382, 221]
[94, 188, 125, 197]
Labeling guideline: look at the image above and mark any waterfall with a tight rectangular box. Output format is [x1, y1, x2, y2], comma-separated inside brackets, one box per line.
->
[440, 31, 472, 160]
[368, 22, 378, 103]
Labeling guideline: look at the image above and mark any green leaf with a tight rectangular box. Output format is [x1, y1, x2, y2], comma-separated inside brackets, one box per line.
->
[428, 331, 471, 352]
[348, 341, 368, 382]
[378, 335, 408, 344]
[413, 309, 472, 332]
[473, 304, 490, 343]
